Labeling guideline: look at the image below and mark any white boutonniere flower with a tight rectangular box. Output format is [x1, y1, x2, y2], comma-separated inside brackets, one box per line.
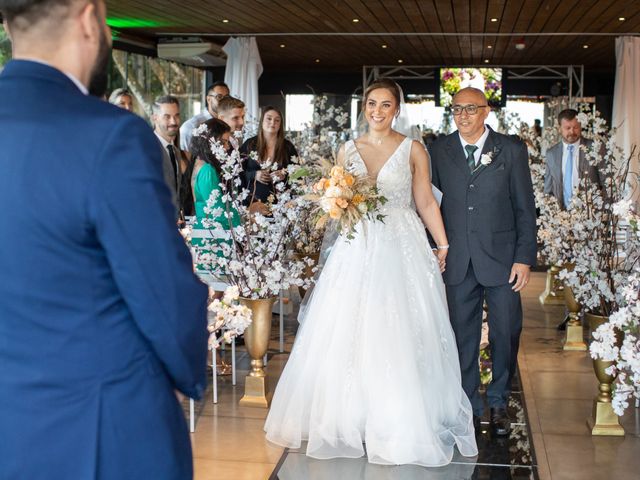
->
[480, 153, 493, 166]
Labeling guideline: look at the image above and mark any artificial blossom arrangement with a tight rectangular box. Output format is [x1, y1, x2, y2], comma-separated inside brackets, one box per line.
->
[589, 202, 640, 415]
[192, 140, 314, 300]
[557, 110, 639, 316]
[206, 286, 253, 349]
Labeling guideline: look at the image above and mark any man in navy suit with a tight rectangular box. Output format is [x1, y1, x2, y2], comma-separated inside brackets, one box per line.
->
[0, 1, 209, 478]
[430, 88, 537, 436]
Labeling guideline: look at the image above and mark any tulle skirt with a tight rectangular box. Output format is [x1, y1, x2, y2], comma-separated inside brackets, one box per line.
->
[264, 207, 478, 466]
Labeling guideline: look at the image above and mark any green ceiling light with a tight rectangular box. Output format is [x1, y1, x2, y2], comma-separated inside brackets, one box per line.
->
[106, 17, 168, 28]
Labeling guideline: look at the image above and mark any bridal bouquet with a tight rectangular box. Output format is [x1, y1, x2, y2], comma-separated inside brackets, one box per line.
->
[304, 158, 387, 239]
[206, 286, 252, 349]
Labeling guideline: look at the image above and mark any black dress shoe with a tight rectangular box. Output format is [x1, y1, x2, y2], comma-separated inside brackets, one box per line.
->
[490, 407, 511, 436]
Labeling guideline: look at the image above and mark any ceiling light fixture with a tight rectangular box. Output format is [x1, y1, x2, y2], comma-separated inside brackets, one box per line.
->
[398, 59, 403, 63]
[619, 17, 626, 21]
[280, 44, 285, 48]
[515, 38, 526, 50]
[583, 44, 589, 49]
[381, 44, 388, 49]
[222, 19, 229, 23]
[484, 59, 490, 63]
[315, 59, 320, 63]
[487, 45, 493, 49]
[352, 18, 359, 23]
[490, 18, 498, 22]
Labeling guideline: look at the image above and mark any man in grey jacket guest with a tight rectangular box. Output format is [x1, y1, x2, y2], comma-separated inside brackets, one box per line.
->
[544, 108, 602, 209]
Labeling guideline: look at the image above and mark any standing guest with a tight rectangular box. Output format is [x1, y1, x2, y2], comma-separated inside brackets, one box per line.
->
[217, 95, 246, 148]
[108, 87, 133, 111]
[152, 95, 190, 220]
[544, 108, 601, 210]
[0, 1, 208, 479]
[533, 118, 542, 137]
[190, 117, 240, 247]
[430, 87, 537, 436]
[240, 106, 298, 205]
[180, 81, 229, 151]
[189, 117, 239, 374]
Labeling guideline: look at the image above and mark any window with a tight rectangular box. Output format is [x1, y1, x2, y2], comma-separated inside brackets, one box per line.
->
[285, 95, 315, 131]
[108, 49, 204, 122]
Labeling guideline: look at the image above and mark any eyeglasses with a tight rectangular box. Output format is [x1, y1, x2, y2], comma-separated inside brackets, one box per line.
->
[207, 93, 227, 100]
[451, 104, 488, 116]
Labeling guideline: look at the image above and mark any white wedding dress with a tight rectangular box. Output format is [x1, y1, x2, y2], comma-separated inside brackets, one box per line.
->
[265, 137, 478, 466]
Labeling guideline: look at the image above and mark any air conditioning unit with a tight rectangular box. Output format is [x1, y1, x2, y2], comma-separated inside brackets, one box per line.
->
[157, 41, 226, 67]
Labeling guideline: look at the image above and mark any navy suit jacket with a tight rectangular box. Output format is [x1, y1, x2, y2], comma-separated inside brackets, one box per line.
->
[0, 61, 208, 479]
[430, 127, 537, 286]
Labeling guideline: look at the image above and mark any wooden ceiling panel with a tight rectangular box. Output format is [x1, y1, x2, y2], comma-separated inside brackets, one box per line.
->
[105, 0, 640, 71]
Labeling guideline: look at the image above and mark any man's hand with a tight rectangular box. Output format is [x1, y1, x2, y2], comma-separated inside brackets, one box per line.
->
[509, 263, 531, 292]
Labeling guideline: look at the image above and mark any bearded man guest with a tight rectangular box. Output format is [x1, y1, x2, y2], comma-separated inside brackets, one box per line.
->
[430, 87, 537, 436]
[0, 1, 208, 478]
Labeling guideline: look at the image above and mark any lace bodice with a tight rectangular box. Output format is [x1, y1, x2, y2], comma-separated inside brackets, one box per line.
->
[345, 137, 414, 210]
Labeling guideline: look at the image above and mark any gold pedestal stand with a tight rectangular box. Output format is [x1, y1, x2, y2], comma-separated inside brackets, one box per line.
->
[585, 313, 625, 436]
[238, 297, 277, 408]
[539, 265, 565, 305]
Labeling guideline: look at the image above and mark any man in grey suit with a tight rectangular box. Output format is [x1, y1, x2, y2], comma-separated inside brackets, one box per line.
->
[430, 87, 537, 436]
[544, 108, 601, 209]
[152, 95, 184, 220]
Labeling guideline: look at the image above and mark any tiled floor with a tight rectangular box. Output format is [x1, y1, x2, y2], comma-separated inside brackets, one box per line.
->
[189, 273, 640, 479]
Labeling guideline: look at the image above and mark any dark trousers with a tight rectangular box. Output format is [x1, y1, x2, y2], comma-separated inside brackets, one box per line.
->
[446, 261, 523, 416]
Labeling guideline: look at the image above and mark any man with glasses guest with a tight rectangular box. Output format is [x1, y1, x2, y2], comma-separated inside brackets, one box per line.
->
[429, 87, 537, 437]
[180, 81, 230, 151]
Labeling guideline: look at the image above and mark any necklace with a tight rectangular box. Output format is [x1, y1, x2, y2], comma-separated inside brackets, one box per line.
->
[369, 132, 392, 145]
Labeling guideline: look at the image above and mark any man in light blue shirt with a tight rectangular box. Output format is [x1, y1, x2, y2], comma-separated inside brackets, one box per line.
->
[180, 81, 229, 150]
[544, 109, 601, 209]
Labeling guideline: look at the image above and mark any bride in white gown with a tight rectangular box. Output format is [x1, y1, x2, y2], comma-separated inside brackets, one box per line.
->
[264, 78, 478, 467]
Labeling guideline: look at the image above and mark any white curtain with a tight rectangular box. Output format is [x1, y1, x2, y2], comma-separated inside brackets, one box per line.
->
[222, 37, 263, 127]
[612, 36, 640, 202]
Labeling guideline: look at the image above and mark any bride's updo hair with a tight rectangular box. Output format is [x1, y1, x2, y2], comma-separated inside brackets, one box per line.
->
[363, 78, 402, 110]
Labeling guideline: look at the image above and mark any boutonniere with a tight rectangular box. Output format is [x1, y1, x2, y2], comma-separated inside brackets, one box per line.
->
[473, 147, 501, 172]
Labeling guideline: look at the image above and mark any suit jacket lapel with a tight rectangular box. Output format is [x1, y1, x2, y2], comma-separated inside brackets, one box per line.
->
[445, 133, 471, 177]
[470, 128, 502, 182]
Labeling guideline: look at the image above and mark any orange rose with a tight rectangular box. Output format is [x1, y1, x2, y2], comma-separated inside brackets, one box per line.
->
[329, 206, 343, 219]
[344, 174, 355, 187]
[336, 198, 349, 209]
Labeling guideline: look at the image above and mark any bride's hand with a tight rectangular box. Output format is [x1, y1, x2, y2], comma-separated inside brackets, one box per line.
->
[436, 248, 447, 273]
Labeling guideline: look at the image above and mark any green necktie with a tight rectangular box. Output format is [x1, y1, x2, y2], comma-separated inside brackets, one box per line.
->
[465, 144, 478, 173]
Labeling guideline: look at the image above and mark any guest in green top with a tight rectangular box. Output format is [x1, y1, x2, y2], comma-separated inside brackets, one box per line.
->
[189, 118, 240, 256]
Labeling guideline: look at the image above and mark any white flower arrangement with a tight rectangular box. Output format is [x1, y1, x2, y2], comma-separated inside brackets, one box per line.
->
[557, 109, 639, 316]
[192, 140, 314, 300]
[589, 203, 640, 416]
[206, 286, 252, 349]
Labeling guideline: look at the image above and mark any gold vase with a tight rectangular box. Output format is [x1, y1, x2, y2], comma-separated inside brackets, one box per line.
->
[585, 312, 625, 436]
[295, 252, 320, 299]
[238, 297, 277, 408]
[539, 265, 565, 305]
[563, 285, 586, 351]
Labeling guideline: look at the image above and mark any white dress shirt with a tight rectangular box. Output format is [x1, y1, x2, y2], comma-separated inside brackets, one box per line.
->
[458, 125, 491, 165]
[180, 111, 212, 150]
[562, 140, 581, 191]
